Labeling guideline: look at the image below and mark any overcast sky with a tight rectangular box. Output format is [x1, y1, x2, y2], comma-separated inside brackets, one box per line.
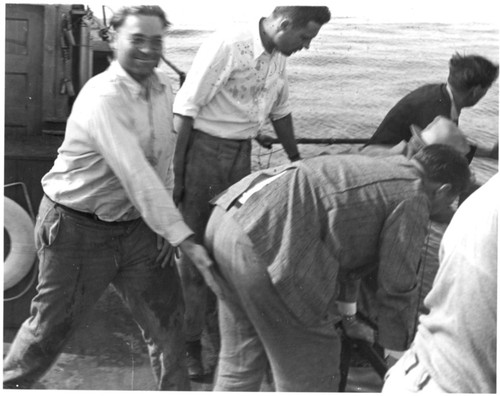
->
[2, 0, 498, 28]
[85, 0, 500, 28]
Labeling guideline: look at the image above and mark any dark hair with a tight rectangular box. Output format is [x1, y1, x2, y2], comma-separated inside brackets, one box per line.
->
[272, 6, 331, 28]
[413, 144, 471, 195]
[110, 6, 171, 30]
[448, 53, 499, 90]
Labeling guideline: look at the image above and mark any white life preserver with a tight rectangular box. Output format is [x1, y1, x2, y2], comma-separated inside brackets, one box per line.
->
[4, 196, 36, 290]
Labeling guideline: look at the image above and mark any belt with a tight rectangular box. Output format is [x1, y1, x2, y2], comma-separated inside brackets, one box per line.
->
[44, 194, 138, 225]
[193, 129, 252, 143]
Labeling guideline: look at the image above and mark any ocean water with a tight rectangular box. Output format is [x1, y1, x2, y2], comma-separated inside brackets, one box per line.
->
[161, 20, 499, 181]
[158, 21, 498, 392]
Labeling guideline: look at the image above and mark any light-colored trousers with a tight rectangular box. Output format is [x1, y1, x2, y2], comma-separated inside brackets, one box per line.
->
[205, 205, 341, 392]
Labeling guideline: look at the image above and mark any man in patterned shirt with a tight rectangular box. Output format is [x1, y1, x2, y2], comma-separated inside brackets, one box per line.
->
[204, 145, 470, 391]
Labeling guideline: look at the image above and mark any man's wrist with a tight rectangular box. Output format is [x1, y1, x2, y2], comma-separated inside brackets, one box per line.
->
[288, 152, 301, 162]
[337, 301, 357, 316]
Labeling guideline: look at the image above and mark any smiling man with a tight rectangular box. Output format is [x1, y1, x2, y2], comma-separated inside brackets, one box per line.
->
[172, 5, 331, 379]
[3, 6, 221, 390]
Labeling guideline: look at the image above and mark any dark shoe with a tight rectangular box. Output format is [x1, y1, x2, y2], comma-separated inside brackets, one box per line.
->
[186, 340, 204, 380]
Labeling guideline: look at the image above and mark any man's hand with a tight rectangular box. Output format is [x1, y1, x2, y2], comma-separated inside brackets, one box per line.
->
[156, 235, 177, 268]
[255, 134, 274, 149]
[342, 314, 376, 344]
[178, 237, 226, 300]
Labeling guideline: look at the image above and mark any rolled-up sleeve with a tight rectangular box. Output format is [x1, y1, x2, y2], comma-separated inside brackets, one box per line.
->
[376, 196, 430, 350]
[269, 67, 291, 121]
[173, 32, 234, 118]
[88, 95, 193, 246]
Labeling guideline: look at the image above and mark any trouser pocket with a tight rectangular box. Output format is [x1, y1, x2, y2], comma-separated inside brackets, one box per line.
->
[34, 197, 62, 250]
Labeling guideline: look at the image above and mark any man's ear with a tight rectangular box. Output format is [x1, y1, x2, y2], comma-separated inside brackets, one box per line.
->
[435, 183, 452, 198]
[277, 18, 291, 32]
[108, 30, 118, 50]
[464, 84, 488, 105]
[472, 84, 488, 99]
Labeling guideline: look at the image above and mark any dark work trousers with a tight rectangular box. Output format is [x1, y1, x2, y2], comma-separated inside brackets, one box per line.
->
[176, 129, 251, 369]
[3, 196, 189, 390]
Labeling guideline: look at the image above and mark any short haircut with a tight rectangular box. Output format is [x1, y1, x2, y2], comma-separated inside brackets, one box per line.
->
[110, 6, 171, 31]
[272, 6, 331, 28]
[448, 53, 499, 90]
[413, 144, 471, 195]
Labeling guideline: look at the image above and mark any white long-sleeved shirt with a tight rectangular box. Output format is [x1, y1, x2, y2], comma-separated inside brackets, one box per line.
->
[42, 61, 193, 246]
[413, 173, 498, 393]
[173, 21, 291, 139]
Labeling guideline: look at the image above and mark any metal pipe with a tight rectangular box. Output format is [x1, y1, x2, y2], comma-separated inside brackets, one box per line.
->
[161, 54, 186, 86]
[266, 137, 370, 145]
[79, 21, 91, 89]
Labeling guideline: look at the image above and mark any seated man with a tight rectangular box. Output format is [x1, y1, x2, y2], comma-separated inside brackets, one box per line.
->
[367, 53, 499, 160]
[204, 145, 470, 391]
[382, 173, 498, 394]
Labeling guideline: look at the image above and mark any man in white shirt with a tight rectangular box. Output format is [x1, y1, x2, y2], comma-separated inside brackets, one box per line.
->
[382, 173, 498, 394]
[3, 6, 222, 390]
[172, 6, 331, 377]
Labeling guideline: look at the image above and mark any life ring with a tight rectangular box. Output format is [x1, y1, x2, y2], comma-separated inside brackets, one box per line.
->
[4, 196, 36, 290]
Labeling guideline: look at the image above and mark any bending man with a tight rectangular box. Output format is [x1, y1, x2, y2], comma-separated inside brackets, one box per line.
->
[205, 145, 470, 391]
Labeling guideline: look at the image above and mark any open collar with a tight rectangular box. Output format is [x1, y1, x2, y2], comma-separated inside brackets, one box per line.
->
[445, 83, 459, 122]
[252, 18, 269, 59]
[110, 61, 165, 100]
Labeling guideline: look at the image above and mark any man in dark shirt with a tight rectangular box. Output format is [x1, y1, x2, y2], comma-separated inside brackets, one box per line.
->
[367, 53, 498, 160]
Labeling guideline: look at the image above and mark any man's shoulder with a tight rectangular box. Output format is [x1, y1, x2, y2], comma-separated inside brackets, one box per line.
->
[360, 141, 409, 157]
[71, 69, 129, 115]
[80, 69, 123, 98]
[385, 83, 447, 117]
[306, 152, 415, 179]
[403, 83, 446, 100]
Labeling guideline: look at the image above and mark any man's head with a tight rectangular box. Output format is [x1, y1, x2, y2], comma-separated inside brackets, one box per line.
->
[409, 116, 470, 156]
[412, 144, 471, 215]
[264, 6, 331, 56]
[109, 6, 170, 82]
[447, 53, 499, 108]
